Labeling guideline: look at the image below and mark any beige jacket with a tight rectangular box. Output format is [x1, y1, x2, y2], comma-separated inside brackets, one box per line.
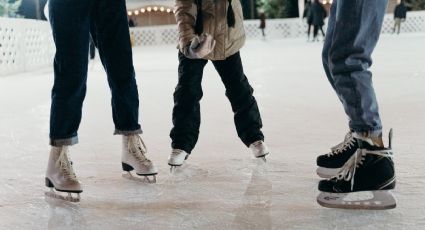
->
[174, 0, 246, 60]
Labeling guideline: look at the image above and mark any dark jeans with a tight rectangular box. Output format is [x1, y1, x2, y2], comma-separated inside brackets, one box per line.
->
[48, 0, 141, 146]
[170, 52, 264, 154]
[313, 25, 325, 39]
[322, 0, 387, 136]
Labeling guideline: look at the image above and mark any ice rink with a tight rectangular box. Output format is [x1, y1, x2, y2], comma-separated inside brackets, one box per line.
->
[1, 34, 425, 229]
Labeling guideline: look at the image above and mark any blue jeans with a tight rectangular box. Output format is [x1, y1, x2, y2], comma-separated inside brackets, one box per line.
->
[48, 0, 142, 146]
[322, 0, 387, 136]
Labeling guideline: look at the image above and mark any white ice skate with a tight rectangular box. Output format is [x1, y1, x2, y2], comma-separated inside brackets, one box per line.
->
[122, 135, 158, 183]
[249, 140, 270, 162]
[168, 149, 189, 172]
[45, 146, 82, 202]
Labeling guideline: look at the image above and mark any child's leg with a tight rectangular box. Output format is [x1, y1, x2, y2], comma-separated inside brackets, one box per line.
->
[212, 52, 264, 147]
[90, 0, 142, 135]
[170, 52, 208, 154]
[49, 0, 91, 146]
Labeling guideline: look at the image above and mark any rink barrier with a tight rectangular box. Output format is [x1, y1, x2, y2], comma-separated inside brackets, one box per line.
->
[0, 18, 54, 76]
[0, 11, 424, 76]
[130, 10, 425, 46]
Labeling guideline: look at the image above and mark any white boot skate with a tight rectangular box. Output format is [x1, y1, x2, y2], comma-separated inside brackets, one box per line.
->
[45, 146, 82, 202]
[168, 149, 189, 172]
[249, 140, 270, 162]
[122, 135, 158, 183]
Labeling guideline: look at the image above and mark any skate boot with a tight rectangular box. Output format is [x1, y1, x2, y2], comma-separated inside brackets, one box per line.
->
[168, 149, 189, 172]
[122, 135, 158, 183]
[45, 146, 82, 202]
[316, 131, 360, 178]
[249, 140, 270, 162]
[316, 130, 396, 210]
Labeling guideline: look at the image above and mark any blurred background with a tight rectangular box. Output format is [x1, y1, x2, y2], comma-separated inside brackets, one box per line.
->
[1, 0, 424, 22]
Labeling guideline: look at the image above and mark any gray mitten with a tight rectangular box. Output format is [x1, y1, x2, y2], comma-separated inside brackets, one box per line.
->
[183, 33, 216, 59]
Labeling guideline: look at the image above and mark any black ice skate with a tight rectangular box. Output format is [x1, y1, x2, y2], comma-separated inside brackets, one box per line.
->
[316, 131, 359, 178]
[317, 130, 396, 210]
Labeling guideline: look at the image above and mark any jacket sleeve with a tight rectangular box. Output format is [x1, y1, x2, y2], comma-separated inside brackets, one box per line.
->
[174, 0, 197, 51]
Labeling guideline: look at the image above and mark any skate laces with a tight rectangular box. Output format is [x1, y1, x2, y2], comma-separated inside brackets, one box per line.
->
[56, 148, 78, 182]
[328, 132, 356, 156]
[332, 149, 393, 191]
[128, 135, 151, 164]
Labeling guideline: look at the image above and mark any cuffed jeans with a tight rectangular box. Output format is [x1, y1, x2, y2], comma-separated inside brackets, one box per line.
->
[322, 0, 387, 136]
[48, 0, 142, 146]
[170, 52, 264, 154]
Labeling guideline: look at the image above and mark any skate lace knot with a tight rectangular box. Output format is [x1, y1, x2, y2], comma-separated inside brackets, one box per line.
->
[333, 149, 366, 191]
[328, 132, 355, 156]
[56, 150, 78, 182]
[128, 135, 151, 165]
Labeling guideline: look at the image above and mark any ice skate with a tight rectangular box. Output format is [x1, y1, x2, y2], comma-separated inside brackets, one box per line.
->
[316, 131, 358, 178]
[249, 140, 269, 162]
[317, 130, 396, 210]
[45, 146, 82, 202]
[122, 135, 158, 183]
[168, 149, 189, 172]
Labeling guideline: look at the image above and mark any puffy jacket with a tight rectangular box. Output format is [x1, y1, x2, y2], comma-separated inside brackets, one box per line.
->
[174, 0, 246, 60]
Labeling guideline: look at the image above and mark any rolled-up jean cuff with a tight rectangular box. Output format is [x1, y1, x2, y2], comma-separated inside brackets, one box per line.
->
[114, 128, 143, 136]
[50, 136, 78, 147]
[352, 128, 382, 138]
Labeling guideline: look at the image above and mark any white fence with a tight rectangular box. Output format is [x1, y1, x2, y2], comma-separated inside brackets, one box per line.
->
[130, 10, 425, 46]
[1, 11, 425, 76]
[0, 18, 55, 76]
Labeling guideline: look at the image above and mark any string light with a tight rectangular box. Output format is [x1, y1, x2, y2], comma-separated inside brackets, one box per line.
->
[128, 6, 175, 16]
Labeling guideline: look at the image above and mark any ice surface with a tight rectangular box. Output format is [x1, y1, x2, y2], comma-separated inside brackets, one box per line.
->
[1, 34, 425, 229]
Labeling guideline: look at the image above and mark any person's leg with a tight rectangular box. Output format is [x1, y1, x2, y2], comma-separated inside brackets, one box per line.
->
[313, 25, 319, 41]
[307, 24, 312, 40]
[322, 1, 337, 90]
[393, 20, 397, 33]
[320, 26, 325, 37]
[89, 0, 141, 135]
[170, 52, 208, 154]
[396, 18, 401, 34]
[45, 0, 90, 201]
[212, 52, 264, 147]
[90, 0, 157, 180]
[326, 0, 387, 136]
[49, 0, 91, 146]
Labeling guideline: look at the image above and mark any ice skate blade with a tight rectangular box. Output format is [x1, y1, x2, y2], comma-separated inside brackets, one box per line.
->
[316, 167, 341, 179]
[122, 172, 157, 183]
[169, 164, 184, 173]
[44, 190, 80, 203]
[317, 190, 396, 210]
[255, 152, 269, 163]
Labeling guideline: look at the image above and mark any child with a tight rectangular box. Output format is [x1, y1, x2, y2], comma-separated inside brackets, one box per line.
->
[168, 0, 269, 170]
[45, 0, 157, 202]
